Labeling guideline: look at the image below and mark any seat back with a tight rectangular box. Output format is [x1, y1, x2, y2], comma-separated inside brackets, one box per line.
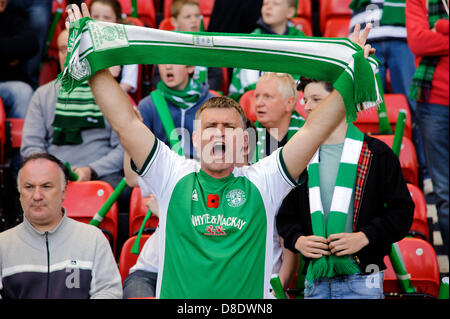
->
[239, 90, 257, 123]
[354, 94, 412, 139]
[290, 17, 313, 36]
[407, 183, 429, 241]
[319, 0, 352, 33]
[129, 187, 159, 237]
[383, 238, 440, 298]
[372, 134, 419, 186]
[296, 0, 312, 20]
[5, 118, 25, 149]
[0, 99, 5, 164]
[322, 17, 350, 37]
[118, 234, 151, 283]
[63, 180, 119, 254]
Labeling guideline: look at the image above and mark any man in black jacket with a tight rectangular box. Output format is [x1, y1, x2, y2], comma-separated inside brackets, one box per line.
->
[276, 77, 414, 299]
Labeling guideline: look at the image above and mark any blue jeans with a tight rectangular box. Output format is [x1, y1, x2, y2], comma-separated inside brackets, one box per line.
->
[371, 39, 429, 179]
[304, 272, 385, 299]
[7, 0, 53, 89]
[122, 270, 157, 299]
[0, 81, 34, 118]
[417, 103, 449, 255]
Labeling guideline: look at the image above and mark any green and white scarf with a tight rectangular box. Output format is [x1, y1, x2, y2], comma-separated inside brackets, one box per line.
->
[53, 82, 104, 145]
[156, 77, 203, 109]
[251, 111, 305, 163]
[59, 18, 382, 122]
[409, 0, 448, 102]
[306, 123, 363, 283]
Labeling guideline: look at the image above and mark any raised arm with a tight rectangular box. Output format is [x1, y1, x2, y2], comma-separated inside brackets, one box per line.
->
[66, 4, 154, 171]
[282, 24, 374, 180]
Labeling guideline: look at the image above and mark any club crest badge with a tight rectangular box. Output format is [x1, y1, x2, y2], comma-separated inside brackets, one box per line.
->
[226, 189, 246, 208]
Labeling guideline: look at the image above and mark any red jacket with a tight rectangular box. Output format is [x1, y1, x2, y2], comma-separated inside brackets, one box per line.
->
[406, 0, 449, 106]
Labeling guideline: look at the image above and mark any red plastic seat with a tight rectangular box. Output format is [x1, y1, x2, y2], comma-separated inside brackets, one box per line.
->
[5, 118, 24, 149]
[63, 180, 119, 255]
[239, 90, 257, 123]
[220, 67, 229, 96]
[39, 59, 59, 86]
[319, 0, 352, 34]
[372, 134, 419, 185]
[407, 183, 429, 241]
[290, 17, 313, 36]
[322, 17, 350, 38]
[0, 98, 5, 164]
[296, 0, 312, 20]
[354, 93, 412, 139]
[159, 17, 175, 30]
[118, 234, 151, 283]
[129, 187, 159, 237]
[383, 238, 440, 298]
[164, 0, 215, 19]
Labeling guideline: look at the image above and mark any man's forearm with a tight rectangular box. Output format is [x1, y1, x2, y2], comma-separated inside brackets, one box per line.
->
[283, 90, 346, 180]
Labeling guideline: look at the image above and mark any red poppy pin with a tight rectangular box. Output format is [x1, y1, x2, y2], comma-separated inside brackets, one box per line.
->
[206, 194, 219, 208]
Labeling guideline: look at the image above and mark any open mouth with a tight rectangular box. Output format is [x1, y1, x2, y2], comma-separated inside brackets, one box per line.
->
[212, 142, 226, 158]
[166, 72, 174, 81]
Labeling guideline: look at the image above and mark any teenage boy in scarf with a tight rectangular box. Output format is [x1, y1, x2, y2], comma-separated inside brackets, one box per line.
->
[276, 77, 414, 299]
[228, 0, 305, 101]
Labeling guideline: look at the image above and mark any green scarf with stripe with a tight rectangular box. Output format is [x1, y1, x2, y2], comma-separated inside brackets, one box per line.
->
[409, 0, 448, 102]
[306, 123, 363, 283]
[156, 77, 203, 109]
[59, 17, 382, 123]
[251, 111, 305, 163]
[52, 82, 104, 145]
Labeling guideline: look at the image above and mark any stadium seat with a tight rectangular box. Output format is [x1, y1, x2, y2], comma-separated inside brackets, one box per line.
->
[164, 0, 215, 19]
[129, 187, 159, 237]
[124, 15, 145, 27]
[220, 67, 229, 96]
[383, 238, 440, 298]
[118, 234, 151, 283]
[290, 17, 313, 36]
[296, 0, 312, 20]
[295, 91, 306, 118]
[322, 17, 350, 38]
[159, 17, 175, 30]
[372, 134, 419, 186]
[5, 118, 24, 149]
[117, 0, 156, 28]
[407, 183, 429, 241]
[354, 93, 412, 139]
[39, 59, 59, 86]
[319, 0, 352, 34]
[239, 90, 257, 123]
[0, 99, 5, 164]
[63, 180, 119, 254]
